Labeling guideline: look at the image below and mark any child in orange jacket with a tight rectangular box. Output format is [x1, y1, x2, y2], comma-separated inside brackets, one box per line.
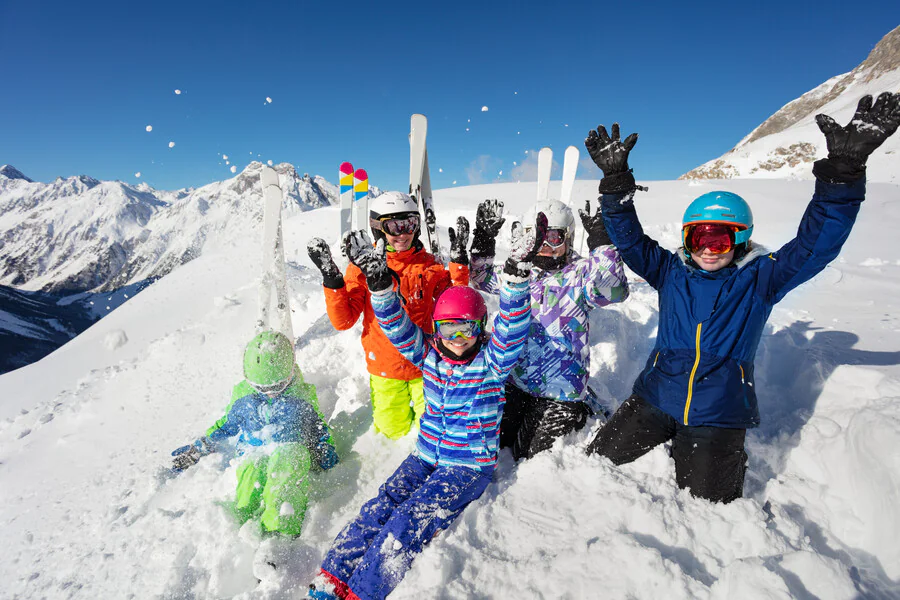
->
[307, 191, 469, 438]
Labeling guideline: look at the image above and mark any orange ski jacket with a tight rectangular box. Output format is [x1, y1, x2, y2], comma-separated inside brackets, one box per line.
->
[324, 246, 469, 381]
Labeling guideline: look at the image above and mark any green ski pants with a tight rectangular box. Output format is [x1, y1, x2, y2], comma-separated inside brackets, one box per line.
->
[370, 375, 425, 440]
[231, 442, 311, 536]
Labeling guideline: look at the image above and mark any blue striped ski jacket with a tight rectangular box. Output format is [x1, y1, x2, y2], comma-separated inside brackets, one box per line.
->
[602, 178, 865, 428]
[370, 277, 531, 470]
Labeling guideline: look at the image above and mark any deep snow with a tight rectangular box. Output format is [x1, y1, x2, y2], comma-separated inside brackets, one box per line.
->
[1, 178, 899, 599]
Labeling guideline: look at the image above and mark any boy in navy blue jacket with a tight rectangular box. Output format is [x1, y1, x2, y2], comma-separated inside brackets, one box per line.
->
[582, 92, 900, 503]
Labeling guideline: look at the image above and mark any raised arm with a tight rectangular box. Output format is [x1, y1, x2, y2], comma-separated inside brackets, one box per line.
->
[469, 199, 505, 294]
[344, 230, 427, 369]
[307, 237, 367, 330]
[483, 212, 547, 378]
[585, 123, 677, 289]
[763, 92, 900, 302]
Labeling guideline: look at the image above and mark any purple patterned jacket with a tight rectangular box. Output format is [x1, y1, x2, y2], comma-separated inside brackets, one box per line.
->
[471, 245, 629, 402]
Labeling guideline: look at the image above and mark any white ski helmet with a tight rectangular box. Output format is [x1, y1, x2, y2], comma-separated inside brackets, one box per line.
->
[369, 191, 419, 221]
[523, 199, 575, 241]
[368, 191, 421, 243]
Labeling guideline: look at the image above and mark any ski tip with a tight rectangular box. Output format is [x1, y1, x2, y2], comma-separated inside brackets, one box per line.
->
[340, 162, 354, 174]
[354, 168, 368, 181]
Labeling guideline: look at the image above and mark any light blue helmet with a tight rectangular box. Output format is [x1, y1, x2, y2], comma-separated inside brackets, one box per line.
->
[682, 191, 754, 247]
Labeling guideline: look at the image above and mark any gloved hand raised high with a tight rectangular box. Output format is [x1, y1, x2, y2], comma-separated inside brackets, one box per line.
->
[342, 230, 393, 293]
[504, 212, 548, 279]
[585, 123, 639, 194]
[306, 238, 344, 289]
[471, 199, 505, 257]
[578, 200, 612, 250]
[813, 92, 900, 183]
[448, 216, 470, 266]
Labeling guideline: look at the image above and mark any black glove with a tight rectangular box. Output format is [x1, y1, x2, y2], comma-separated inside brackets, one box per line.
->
[504, 212, 549, 279]
[307, 238, 344, 289]
[813, 92, 900, 184]
[342, 230, 392, 292]
[448, 216, 470, 266]
[585, 123, 639, 194]
[578, 200, 612, 250]
[171, 437, 213, 473]
[471, 199, 505, 257]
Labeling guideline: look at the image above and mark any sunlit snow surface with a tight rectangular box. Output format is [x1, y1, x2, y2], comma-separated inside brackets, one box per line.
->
[1, 179, 899, 599]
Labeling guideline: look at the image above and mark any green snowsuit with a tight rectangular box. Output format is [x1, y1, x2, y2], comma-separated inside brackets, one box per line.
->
[204, 366, 337, 536]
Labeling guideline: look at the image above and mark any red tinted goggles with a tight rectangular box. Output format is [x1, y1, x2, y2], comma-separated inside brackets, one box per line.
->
[435, 319, 482, 340]
[683, 223, 738, 255]
[372, 214, 420, 236]
[542, 228, 568, 249]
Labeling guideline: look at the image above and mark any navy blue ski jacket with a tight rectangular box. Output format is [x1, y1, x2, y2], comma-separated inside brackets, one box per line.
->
[602, 178, 865, 428]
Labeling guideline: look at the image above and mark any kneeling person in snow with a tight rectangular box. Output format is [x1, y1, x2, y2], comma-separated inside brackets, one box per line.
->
[306, 215, 546, 600]
[307, 191, 469, 440]
[469, 197, 629, 460]
[583, 92, 900, 503]
[170, 330, 339, 535]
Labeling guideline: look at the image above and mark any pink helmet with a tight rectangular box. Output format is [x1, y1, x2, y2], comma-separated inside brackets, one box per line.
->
[433, 286, 487, 322]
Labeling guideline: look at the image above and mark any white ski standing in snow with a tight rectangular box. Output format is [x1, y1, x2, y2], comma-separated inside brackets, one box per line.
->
[257, 166, 294, 343]
[409, 114, 443, 262]
[537, 147, 552, 202]
[561, 145, 579, 208]
[339, 161, 354, 239]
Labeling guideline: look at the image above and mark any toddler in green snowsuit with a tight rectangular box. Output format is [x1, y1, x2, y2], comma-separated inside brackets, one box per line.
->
[171, 330, 339, 536]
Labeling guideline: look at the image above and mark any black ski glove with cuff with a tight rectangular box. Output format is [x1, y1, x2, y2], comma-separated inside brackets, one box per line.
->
[448, 216, 470, 266]
[585, 123, 639, 194]
[342, 230, 393, 293]
[578, 199, 612, 250]
[471, 199, 506, 257]
[307, 238, 345, 289]
[813, 92, 900, 184]
[504, 212, 548, 280]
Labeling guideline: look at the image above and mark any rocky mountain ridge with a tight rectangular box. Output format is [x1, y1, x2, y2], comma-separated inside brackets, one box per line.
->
[681, 25, 900, 182]
[0, 162, 368, 293]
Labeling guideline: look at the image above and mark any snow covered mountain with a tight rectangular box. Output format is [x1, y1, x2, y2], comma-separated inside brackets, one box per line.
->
[1, 177, 899, 599]
[0, 162, 352, 293]
[681, 25, 900, 183]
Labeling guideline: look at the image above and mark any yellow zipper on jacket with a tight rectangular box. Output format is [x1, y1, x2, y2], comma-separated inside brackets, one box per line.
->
[684, 323, 702, 425]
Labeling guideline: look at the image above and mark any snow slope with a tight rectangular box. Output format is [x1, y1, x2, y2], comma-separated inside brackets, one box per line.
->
[1, 178, 899, 599]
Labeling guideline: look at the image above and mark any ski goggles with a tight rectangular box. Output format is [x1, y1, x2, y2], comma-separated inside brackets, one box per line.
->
[683, 223, 740, 255]
[435, 319, 483, 340]
[249, 375, 293, 396]
[527, 227, 568, 249]
[371, 214, 420, 236]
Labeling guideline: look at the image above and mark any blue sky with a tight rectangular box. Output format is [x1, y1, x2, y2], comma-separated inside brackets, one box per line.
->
[2, 1, 898, 193]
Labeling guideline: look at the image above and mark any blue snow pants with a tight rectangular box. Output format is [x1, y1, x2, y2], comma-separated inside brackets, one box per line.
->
[321, 454, 492, 600]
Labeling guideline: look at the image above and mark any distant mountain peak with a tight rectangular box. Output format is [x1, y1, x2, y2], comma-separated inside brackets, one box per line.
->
[0, 165, 33, 182]
[681, 26, 900, 183]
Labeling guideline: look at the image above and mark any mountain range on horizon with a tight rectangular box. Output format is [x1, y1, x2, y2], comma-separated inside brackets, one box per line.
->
[1, 24, 899, 374]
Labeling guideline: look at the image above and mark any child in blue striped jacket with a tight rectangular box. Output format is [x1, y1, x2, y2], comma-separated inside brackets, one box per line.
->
[307, 214, 548, 600]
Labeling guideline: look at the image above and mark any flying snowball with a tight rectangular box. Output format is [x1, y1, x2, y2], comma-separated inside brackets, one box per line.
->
[230, 165, 237, 173]
[439, 168, 443, 173]
[222, 154, 229, 160]
[452, 180, 457, 184]
[466, 127, 470, 132]
[168, 141, 175, 148]
[267, 160, 273, 166]
[145, 125, 153, 132]
[135, 172, 141, 178]
[266, 97, 272, 103]
[175, 89, 182, 95]
[481, 106, 489, 112]
[498, 170, 503, 176]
